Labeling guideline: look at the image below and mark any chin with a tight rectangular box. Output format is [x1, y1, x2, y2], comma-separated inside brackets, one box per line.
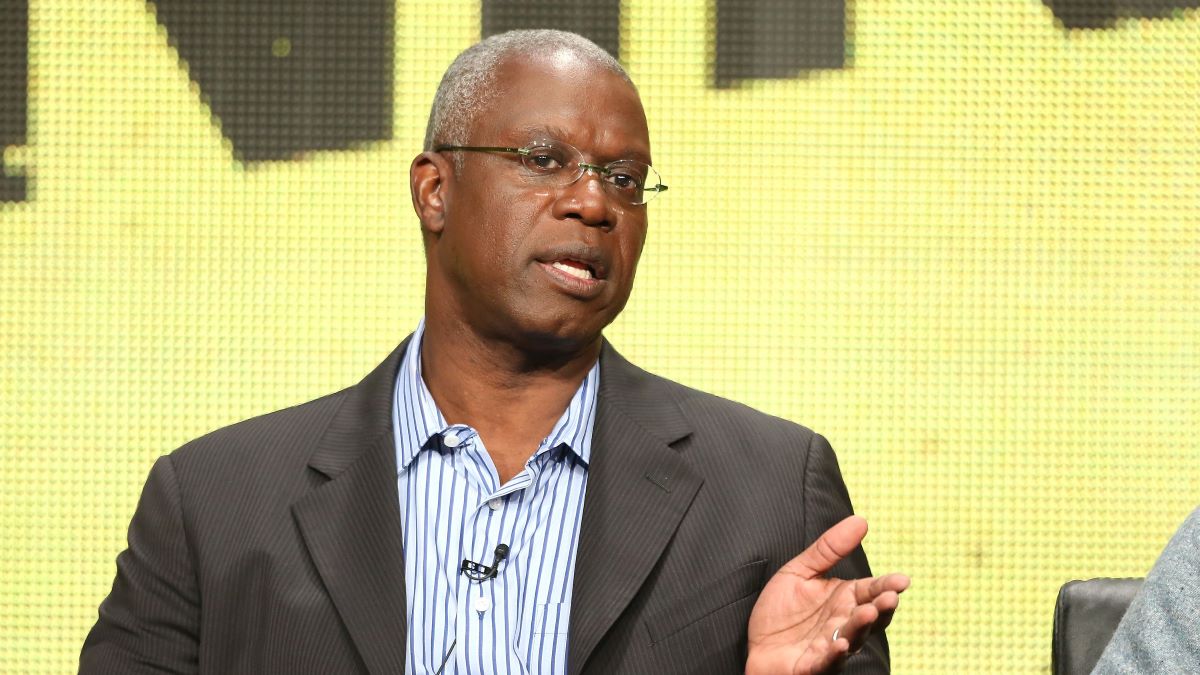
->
[508, 312, 609, 357]
[520, 323, 601, 354]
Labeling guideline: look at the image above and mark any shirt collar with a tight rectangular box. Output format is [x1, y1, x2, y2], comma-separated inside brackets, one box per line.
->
[392, 319, 599, 474]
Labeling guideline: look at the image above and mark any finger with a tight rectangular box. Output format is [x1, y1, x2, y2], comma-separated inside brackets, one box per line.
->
[785, 515, 868, 578]
[844, 601, 881, 638]
[835, 602, 881, 654]
[828, 642, 851, 672]
[871, 604, 898, 635]
[875, 572, 911, 595]
[841, 590, 907, 654]
[869, 591, 902, 633]
[852, 577, 880, 605]
[876, 588, 901, 609]
[792, 633, 850, 675]
[854, 572, 910, 605]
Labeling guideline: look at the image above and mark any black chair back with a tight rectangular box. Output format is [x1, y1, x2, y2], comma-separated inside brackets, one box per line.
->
[1052, 578, 1143, 675]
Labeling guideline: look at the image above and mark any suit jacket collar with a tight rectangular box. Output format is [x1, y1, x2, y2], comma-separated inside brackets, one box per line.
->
[292, 336, 703, 675]
[568, 341, 702, 675]
[293, 337, 411, 675]
[306, 336, 412, 479]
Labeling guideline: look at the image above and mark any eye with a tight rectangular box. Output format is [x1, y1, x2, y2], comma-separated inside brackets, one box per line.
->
[605, 164, 648, 192]
[607, 173, 638, 190]
[523, 145, 568, 173]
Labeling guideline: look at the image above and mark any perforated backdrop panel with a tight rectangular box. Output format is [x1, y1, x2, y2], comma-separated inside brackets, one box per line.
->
[1, 0, 1198, 671]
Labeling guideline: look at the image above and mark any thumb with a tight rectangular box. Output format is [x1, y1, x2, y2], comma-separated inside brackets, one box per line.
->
[784, 515, 868, 579]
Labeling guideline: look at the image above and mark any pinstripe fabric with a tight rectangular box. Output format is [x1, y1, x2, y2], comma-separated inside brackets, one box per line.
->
[394, 322, 596, 675]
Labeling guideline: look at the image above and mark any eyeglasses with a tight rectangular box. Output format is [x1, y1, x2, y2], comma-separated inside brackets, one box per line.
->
[434, 139, 668, 206]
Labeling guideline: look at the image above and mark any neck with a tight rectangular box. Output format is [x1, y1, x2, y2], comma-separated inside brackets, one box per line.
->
[419, 313, 600, 482]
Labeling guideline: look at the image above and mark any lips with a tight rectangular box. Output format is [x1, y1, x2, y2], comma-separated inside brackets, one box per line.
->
[550, 259, 597, 281]
[536, 244, 610, 297]
[536, 244, 609, 280]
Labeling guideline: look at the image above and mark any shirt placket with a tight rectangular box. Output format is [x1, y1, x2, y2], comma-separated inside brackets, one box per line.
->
[451, 433, 540, 675]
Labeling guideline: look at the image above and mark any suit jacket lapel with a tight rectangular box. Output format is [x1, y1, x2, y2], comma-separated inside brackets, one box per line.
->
[292, 339, 411, 675]
[285, 336, 700, 674]
[568, 342, 703, 675]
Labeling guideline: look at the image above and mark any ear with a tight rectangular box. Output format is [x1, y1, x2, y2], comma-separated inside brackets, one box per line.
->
[410, 151, 453, 235]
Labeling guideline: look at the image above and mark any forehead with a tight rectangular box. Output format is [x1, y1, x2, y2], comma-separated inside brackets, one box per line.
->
[471, 54, 652, 162]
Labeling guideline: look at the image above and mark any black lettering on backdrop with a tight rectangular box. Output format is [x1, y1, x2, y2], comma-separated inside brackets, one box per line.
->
[149, 0, 393, 162]
[715, 0, 847, 87]
[482, 0, 621, 59]
[1046, 0, 1199, 29]
[4, 0, 1197, 207]
[481, 0, 849, 88]
[1, 0, 28, 203]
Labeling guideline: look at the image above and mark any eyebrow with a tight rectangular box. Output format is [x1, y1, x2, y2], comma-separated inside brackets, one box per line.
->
[515, 124, 652, 165]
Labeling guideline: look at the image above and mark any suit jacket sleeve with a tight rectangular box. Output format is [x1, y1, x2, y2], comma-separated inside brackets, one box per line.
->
[803, 432, 890, 673]
[80, 455, 201, 674]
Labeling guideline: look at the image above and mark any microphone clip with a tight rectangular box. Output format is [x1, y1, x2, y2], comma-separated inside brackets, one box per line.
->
[460, 543, 510, 582]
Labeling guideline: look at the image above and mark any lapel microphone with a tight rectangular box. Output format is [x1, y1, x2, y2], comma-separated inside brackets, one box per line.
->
[460, 543, 510, 582]
[440, 544, 509, 673]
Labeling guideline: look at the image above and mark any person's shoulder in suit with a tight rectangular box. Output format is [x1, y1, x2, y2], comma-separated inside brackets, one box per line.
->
[168, 384, 351, 483]
[81, 356, 399, 672]
[603, 349, 826, 472]
[167, 339, 406, 490]
[660, 371, 816, 437]
[601, 348, 861, 550]
[590, 350, 888, 673]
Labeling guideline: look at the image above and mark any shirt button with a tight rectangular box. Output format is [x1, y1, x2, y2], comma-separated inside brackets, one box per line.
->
[474, 596, 491, 613]
[488, 497, 502, 511]
[443, 433, 461, 448]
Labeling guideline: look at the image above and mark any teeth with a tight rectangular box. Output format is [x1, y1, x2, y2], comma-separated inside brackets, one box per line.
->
[551, 261, 594, 280]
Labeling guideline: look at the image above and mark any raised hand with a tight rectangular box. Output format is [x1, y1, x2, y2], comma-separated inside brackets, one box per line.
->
[745, 516, 909, 675]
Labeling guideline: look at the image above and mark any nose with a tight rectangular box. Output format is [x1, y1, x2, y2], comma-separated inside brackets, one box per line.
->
[552, 168, 614, 229]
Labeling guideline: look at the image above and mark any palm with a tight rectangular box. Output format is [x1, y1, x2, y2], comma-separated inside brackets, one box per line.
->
[745, 516, 909, 675]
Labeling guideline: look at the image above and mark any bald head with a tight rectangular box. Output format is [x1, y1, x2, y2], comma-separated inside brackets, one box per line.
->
[423, 30, 634, 156]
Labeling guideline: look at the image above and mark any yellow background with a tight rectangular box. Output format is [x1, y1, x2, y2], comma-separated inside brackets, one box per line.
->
[2, 0, 1198, 671]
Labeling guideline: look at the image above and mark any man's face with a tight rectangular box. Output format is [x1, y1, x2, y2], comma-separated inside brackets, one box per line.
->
[422, 53, 652, 355]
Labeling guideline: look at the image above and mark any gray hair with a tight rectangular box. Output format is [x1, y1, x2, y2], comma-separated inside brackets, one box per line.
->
[423, 29, 633, 160]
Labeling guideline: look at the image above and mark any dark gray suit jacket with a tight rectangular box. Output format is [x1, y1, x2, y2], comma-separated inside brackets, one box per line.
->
[81, 339, 889, 674]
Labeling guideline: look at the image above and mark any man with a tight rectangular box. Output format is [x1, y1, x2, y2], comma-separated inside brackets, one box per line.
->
[81, 30, 908, 674]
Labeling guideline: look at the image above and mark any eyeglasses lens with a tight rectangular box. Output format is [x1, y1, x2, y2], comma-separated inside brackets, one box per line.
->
[518, 141, 662, 205]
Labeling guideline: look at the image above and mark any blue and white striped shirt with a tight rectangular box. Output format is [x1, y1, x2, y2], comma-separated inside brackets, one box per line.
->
[393, 321, 598, 675]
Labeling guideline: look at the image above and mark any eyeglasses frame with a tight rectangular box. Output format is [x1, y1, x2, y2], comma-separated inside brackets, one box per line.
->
[433, 141, 668, 205]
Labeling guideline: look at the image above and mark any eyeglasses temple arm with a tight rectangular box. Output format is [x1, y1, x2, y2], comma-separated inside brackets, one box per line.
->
[433, 145, 525, 154]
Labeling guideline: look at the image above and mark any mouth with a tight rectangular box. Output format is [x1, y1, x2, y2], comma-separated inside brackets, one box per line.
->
[548, 259, 599, 281]
[536, 246, 609, 297]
